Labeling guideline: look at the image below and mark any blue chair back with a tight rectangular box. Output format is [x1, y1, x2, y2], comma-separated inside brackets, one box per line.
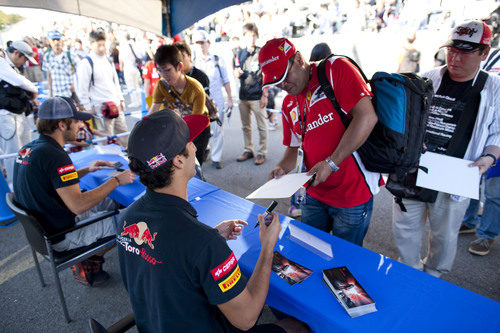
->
[0, 173, 16, 226]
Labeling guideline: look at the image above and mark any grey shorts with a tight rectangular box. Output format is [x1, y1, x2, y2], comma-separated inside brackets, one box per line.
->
[52, 198, 120, 252]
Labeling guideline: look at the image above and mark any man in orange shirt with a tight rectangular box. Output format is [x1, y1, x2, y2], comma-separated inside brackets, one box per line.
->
[148, 45, 210, 165]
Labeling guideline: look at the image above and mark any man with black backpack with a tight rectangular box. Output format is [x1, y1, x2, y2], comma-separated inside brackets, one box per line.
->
[0, 40, 39, 182]
[194, 30, 234, 169]
[393, 21, 500, 278]
[260, 38, 382, 246]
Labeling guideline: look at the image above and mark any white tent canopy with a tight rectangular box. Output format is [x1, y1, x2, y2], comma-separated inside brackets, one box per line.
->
[0, 0, 164, 35]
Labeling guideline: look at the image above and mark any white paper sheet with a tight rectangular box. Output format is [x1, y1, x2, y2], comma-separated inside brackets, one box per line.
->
[416, 152, 480, 200]
[95, 144, 126, 157]
[245, 173, 313, 199]
[288, 224, 333, 260]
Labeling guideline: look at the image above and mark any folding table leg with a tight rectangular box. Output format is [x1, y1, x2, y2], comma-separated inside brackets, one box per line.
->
[31, 248, 45, 287]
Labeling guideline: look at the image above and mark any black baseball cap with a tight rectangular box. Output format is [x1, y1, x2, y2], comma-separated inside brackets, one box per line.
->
[38, 97, 92, 121]
[128, 111, 209, 170]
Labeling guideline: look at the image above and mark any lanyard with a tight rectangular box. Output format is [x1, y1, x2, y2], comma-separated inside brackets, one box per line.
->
[297, 96, 307, 146]
[297, 67, 313, 146]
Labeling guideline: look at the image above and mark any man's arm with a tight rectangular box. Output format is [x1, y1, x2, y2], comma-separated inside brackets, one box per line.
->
[76, 160, 115, 179]
[56, 169, 134, 215]
[76, 59, 92, 111]
[144, 78, 151, 97]
[148, 103, 162, 115]
[191, 82, 207, 115]
[223, 82, 233, 109]
[0, 57, 37, 93]
[471, 145, 500, 174]
[47, 71, 53, 97]
[218, 212, 281, 330]
[260, 87, 269, 109]
[308, 97, 378, 186]
[269, 146, 298, 179]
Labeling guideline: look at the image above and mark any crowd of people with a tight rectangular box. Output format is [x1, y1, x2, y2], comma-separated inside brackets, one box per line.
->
[0, 0, 499, 331]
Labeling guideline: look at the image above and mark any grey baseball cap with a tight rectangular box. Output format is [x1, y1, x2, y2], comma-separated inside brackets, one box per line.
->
[38, 97, 92, 121]
[10, 40, 38, 65]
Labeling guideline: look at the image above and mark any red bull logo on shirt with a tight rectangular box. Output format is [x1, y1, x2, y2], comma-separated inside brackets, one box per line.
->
[119, 221, 162, 266]
[16, 148, 32, 165]
[121, 221, 157, 249]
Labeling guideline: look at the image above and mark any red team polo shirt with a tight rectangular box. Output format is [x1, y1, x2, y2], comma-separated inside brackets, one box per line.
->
[281, 57, 382, 208]
[142, 60, 160, 95]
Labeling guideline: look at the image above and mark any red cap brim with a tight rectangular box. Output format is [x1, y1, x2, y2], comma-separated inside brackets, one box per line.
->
[183, 114, 209, 142]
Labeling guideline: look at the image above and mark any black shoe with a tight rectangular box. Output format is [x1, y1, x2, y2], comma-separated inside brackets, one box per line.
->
[237, 151, 254, 162]
[213, 161, 223, 169]
[459, 224, 476, 234]
[91, 270, 111, 286]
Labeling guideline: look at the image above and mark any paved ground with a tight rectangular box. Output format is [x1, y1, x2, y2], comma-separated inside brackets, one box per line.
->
[0, 30, 499, 332]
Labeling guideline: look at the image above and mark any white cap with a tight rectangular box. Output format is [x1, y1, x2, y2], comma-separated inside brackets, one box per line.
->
[10, 41, 38, 65]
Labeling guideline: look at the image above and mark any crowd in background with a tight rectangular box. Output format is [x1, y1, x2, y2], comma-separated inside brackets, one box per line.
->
[0, 0, 498, 284]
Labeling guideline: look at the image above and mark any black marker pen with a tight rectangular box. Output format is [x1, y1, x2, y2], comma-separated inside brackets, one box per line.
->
[255, 200, 278, 228]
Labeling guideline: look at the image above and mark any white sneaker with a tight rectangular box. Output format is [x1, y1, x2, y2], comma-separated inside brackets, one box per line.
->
[269, 121, 277, 131]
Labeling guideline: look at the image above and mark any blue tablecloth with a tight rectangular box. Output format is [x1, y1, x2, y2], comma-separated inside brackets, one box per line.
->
[70, 149, 500, 333]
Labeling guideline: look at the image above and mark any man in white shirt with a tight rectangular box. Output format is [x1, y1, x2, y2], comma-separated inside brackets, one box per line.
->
[76, 30, 128, 147]
[120, 34, 142, 108]
[0, 41, 39, 182]
[194, 30, 233, 169]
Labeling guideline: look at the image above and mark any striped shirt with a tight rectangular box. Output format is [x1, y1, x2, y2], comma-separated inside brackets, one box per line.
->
[42, 50, 77, 97]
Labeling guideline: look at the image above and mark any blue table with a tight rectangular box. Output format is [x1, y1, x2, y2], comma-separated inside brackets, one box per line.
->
[70, 149, 500, 333]
[70, 149, 219, 205]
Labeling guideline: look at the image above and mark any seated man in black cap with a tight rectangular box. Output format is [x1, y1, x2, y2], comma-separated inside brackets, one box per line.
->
[13, 97, 135, 285]
[119, 112, 309, 332]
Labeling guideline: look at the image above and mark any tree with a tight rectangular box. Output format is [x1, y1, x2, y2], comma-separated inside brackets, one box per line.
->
[0, 10, 24, 30]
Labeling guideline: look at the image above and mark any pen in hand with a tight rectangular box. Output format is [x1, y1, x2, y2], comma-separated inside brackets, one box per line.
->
[255, 200, 278, 228]
[305, 174, 316, 190]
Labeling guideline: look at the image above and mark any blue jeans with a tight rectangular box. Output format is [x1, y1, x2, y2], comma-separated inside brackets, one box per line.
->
[300, 194, 373, 246]
[463, 177, 500, 239]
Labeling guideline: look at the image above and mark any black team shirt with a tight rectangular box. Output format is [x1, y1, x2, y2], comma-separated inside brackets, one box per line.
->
[117, 190, 247, 333]
[13, 135, 80, 243]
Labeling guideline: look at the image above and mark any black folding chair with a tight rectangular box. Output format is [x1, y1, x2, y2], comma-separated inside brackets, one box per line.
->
[5, 193, 118, 323]
[88, 313, 135, 333]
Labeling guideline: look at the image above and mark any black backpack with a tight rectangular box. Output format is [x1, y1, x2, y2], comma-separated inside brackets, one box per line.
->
[0, 80, 34, 115]
[317, 55, 434, 178]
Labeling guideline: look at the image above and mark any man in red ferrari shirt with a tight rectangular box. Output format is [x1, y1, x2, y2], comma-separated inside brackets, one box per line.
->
[261, 38, 382, 246]
[142, 59, 160, 98]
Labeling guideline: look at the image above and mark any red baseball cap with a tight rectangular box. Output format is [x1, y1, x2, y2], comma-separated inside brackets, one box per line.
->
[442, 20, 492, 51]
[259, 38, 296, 88]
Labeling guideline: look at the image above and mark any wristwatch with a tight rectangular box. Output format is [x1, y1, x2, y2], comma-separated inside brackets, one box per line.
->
[325, 158, 339, 172]
[481, 153, 497, 167]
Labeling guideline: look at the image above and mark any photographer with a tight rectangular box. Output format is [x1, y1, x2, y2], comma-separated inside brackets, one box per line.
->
[0, 41, 39, 182]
